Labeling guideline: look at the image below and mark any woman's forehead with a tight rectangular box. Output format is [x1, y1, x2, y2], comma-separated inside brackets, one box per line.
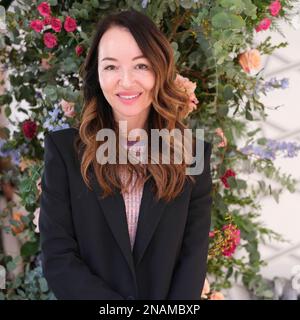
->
[98, 27, 143, 61]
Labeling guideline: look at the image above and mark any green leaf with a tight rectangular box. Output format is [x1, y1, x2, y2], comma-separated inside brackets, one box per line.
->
[245, 108, 253, 120]
[227, 176, 237, 188]
[243, 0, 257, 18]
[0, 94, 12, 105]
[81, 9, 89, 20]
[212, 12, 245, 30]
[7, 261, 16, 272]
[220, 0, 245, 13]
[39, 277, 49, 293]
[236, 179, 247, 190]
[247, 128, 261, 137]
[20, 241, 39, 258]
[223, 84, 234, 101]
[217, 104, 229, 117]
[257, 138, 267, 145]
[4, 106, 11, 118]
[91, 0, 99, 8]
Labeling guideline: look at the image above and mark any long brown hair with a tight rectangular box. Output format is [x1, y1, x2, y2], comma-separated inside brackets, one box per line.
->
[75, 8, 196, 202]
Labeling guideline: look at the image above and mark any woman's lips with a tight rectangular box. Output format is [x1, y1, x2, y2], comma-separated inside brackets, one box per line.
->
[116, 93, 142, 105]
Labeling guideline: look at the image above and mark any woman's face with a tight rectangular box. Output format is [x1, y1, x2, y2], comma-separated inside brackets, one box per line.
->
[98, 26, 155, 125]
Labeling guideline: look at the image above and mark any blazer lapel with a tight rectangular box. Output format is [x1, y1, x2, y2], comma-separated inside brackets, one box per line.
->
[132, 178, 168, 266]
[89, 167, 168, 275]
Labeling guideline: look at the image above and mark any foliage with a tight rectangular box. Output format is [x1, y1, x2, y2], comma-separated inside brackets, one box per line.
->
[0, 0, 299, 299]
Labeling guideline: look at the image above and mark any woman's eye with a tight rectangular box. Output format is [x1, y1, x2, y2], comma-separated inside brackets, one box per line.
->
[103, 64, 149, 71]
[104, 65, 116, 70]
[137, 64, 149, 70]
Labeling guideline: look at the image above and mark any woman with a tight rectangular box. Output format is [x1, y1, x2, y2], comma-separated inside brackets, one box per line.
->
[39, 9, 213, 300]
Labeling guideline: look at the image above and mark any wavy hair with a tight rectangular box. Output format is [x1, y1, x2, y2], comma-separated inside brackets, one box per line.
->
[75, 9, 196, 202]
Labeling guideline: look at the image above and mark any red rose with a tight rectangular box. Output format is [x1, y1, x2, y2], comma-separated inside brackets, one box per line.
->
[43, 16, 52, 25]
[29, 20, 44, 33]
[220, 169, 236, 189]
[22, 120, 37, 139]
[37, 2, 51, 18]
[43, 32, 58, 48]
[221, 224, 241, 257]
[51, 17, 62, 32]
[75, 45, 84, 56]
[269, 0, 282, 17]
[255, 18, 271, 32]
[64, 16, 77, 32]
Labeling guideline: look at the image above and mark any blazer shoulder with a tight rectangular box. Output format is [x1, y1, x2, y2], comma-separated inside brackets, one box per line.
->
[44, 127, 80, 164]
[45, 127, 78, 148]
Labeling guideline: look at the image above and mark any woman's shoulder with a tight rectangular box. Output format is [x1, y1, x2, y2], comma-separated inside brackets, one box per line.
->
[45, 127, 78, 142]
[45, 127, 78, 148]
[44, 127, 80, 163]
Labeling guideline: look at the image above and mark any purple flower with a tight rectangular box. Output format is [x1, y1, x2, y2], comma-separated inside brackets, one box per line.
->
[280, 78, 289, 89]
[257, 77, 289, 94]
[240, 139, 300, 160]
[43, 104, 70, 132]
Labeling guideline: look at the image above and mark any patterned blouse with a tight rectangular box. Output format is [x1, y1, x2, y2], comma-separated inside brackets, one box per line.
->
[119, 139, 147, 251]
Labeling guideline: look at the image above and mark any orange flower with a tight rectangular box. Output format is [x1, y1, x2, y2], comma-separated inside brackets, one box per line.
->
[210, 291, 225, 300]
[11, 212, 25, 234]
[238, 49, 261, 74]
[215, 127, 227, 148]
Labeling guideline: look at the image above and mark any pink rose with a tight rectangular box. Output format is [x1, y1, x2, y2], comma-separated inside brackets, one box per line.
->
[215, 127, 227, 148]
[37, 2, 51, 18]
[51, 17, 62, 32]
[174, 74, 199, 117]
[64, 16, 77, 32]
[75, 45, 84, 56]
[269, 1, 281, 17]
[255, 18, 271, 32]
[43, 32, 58, 48]
[59, 99, 76, 118]
[29, 20, 44, 33]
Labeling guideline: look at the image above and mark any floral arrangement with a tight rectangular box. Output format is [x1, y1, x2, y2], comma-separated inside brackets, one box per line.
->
[0, 0, 299, 300]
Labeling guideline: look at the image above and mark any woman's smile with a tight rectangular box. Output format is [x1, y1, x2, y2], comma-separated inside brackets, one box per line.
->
[116, 92, 143, 105]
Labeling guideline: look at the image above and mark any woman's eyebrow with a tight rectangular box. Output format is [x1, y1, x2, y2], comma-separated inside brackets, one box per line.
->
[100, 55, 146, 62]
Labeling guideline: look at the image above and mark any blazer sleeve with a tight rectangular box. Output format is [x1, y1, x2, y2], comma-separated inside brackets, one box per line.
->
[39, 133, 125, 300]
[167, 141, 213, 300]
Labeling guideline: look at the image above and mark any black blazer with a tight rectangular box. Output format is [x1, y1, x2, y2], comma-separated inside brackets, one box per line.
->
[39, 128, 213, 300]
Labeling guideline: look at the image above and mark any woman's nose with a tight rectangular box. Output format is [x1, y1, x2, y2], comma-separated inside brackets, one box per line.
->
[119, 70, 135, 87]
